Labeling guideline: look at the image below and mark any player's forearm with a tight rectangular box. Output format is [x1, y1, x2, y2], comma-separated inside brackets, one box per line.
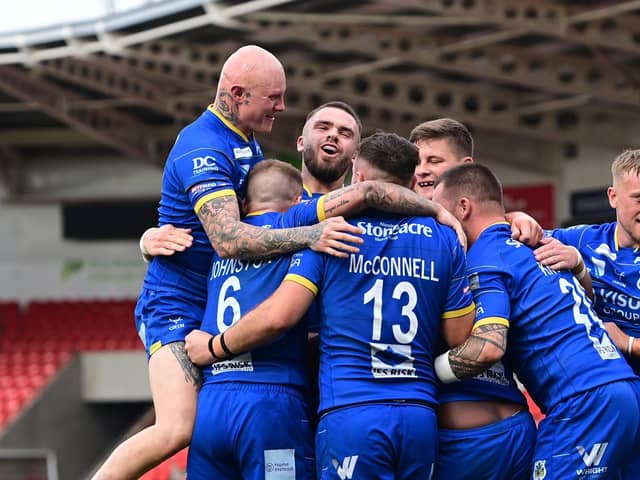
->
[214, 222, 319, 260]
[198, 194, 320, 259]
[322, 181, 441, 218]
[364, 181, 442, 216]
[210, 287, 305, 360]
[604, 321, 639, 357]
[435, 323, 507, 382]
[571, 250, 594, 299]
[218, 303, 286, 356]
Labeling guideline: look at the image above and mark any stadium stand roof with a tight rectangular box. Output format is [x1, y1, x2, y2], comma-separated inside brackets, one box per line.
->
[0, 0, 639, 196]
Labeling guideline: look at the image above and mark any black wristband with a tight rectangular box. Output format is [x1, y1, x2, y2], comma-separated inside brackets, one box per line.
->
[208, 335, 222, 361]
[219, 331, 236, 358]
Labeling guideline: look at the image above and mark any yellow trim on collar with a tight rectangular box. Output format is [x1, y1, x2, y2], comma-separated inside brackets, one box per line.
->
[245, 209, 275, 217]
[208, 105, 250, 143]
[303, 184, 314, 199]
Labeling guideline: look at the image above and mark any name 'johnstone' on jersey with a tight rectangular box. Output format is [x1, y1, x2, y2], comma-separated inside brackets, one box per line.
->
[210, 257, 274, 279]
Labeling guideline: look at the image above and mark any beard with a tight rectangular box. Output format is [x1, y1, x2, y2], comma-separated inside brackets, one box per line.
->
[303, 145, 351, 184]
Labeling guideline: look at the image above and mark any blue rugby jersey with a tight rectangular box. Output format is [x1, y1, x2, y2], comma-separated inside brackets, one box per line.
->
[469, 223, 636, 414]
[285, 210, 474, 414]
[549, 222, 640, 373]
[201, 202, 324, 389]
[438, 358, 527, 406]
[302, 185, 324, 201]
[146, 106, 263, 299]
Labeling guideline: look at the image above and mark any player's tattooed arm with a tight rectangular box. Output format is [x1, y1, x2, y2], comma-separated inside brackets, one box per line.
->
[322, 181, 466, 248]
[197, 195, 363, 259]
[170, 342, 203, 390]
[322, 181, 437, 217]
[447, 323, 508, 379]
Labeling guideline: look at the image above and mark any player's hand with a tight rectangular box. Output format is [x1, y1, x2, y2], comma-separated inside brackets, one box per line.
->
[310, 216, 363, 258]
[534, 237, 581, 270]
[435, 204, 467, 251]
[185, 329, 214, 366]
[506, 211, 543, 247]
[140, 224, 193, 260]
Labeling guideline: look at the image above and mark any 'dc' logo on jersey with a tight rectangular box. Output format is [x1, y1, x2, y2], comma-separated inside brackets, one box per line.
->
[192, 155, 219, 174]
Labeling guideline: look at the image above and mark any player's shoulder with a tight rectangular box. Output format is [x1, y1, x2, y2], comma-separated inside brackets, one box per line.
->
[467, 225, 515, 266]
[553, 221, 615, 237]
[170, 112, 236, 156]
[549, 221, 616, 249]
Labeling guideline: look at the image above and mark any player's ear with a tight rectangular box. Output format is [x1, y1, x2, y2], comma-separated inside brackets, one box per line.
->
[352, 169, 365, 184]
[607, 186, 617, 209]
[296, 135, 304, 153]
[230, 85, 245, 104]
[458, 197, 472, 221]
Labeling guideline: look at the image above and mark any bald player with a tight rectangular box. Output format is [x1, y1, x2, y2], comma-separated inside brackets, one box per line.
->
[92, 45, 360, 480]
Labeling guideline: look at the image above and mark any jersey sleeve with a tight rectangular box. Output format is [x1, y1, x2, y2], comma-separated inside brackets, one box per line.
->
[468, 267, 511, 329]
[171, 147, 237, 211]
[284, 249, 324, 296]
[546, 225, 590, 248]
[443, 238, 475, 319]
[280, 197, 325, 228]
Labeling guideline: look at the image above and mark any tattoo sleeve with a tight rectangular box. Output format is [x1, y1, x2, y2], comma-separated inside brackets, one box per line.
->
[448, 323, 508, 380]
[322, 181, 440, 218]
[197, 195, 320, 259]
[170, 342, 203, 390]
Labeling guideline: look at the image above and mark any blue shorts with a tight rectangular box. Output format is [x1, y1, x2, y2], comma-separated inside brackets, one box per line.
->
[187, 382, 315, 480]
[134, 286, 205, 357]
[533, 380, 640, 480]
[316, 402, 437, 480]
[435, 410, 536, 480]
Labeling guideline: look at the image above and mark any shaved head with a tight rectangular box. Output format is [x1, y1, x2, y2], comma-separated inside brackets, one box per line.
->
[214, 45, 286, 135]
[218, 45, 285, 91]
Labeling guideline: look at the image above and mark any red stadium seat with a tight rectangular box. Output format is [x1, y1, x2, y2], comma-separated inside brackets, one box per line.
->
[0, 298, 139, 433]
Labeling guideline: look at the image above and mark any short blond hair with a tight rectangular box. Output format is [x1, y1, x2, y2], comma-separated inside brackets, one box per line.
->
[611, 149, 640, 184]
[409, 118, 473, 159]
[245, 159, 302, 205]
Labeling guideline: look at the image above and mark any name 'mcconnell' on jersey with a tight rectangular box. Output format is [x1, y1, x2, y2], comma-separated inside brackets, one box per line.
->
[285, 211, 475, 415]
[549, 222, 640, 374]
[200, 201, 325, 390]
[144, 106, 263, 298]
[469, 223, 637, 414]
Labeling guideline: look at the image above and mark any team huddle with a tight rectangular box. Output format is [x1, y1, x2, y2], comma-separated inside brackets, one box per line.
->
[91, 45, 640, 480]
